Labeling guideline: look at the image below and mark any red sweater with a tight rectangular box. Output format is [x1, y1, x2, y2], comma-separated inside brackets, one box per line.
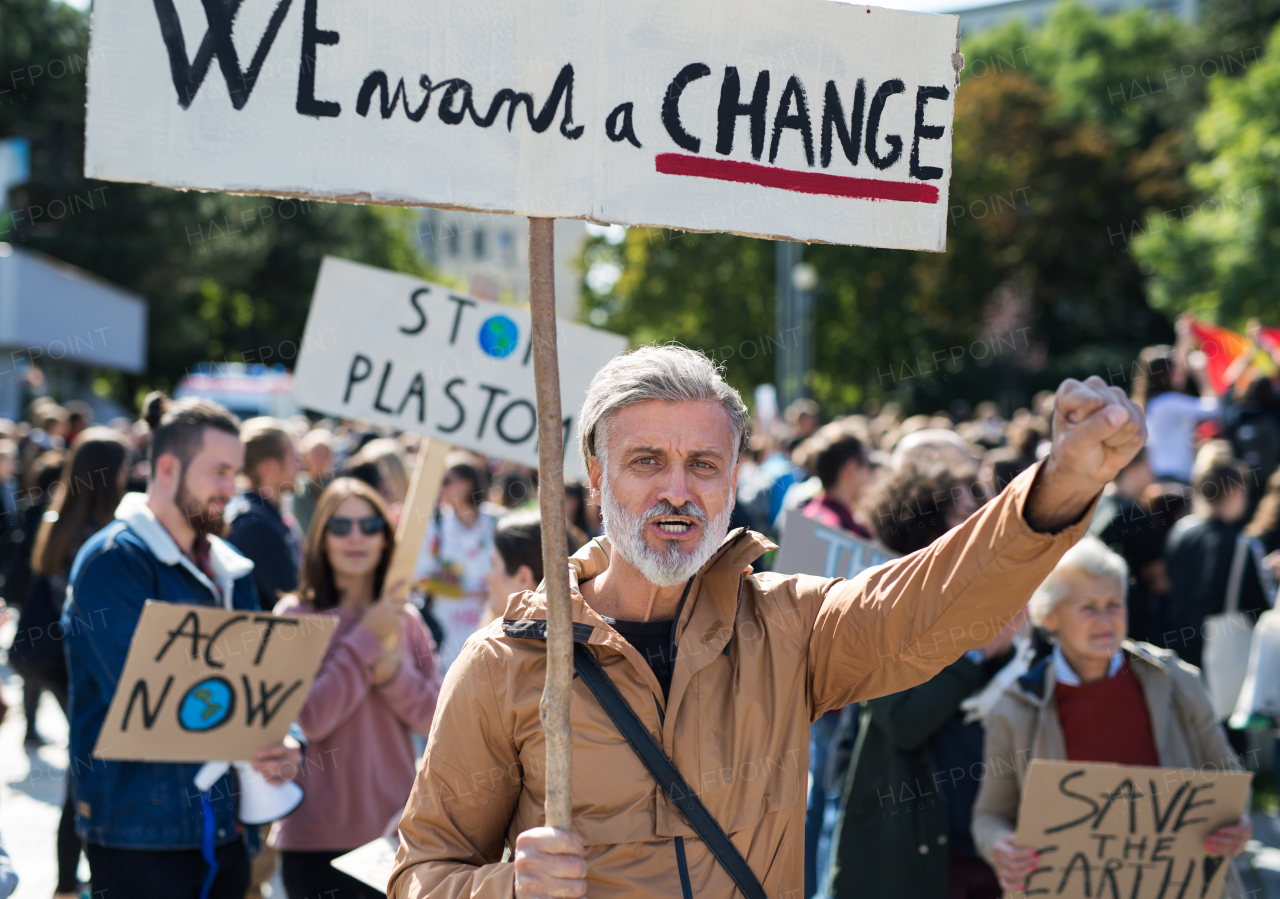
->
[1055, 659, 1159, 766]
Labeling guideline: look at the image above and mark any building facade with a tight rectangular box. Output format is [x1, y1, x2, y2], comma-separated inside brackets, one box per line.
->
[416, 210, 587, 320]
[0, 244, 146, 421]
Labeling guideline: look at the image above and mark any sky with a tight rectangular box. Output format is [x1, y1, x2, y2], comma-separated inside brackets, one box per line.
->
[836, 0, 1007, 16]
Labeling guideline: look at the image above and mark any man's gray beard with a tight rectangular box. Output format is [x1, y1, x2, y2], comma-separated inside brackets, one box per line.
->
[599, 476, 733, 588]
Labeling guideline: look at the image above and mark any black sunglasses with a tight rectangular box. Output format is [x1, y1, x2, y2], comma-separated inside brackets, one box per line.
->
[326, 515, 385, 537]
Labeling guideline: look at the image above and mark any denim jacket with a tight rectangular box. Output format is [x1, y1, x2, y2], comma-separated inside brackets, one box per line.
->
[64, 493, 260, 850]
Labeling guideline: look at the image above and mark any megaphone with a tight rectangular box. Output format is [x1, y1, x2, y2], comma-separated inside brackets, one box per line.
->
[194, 760, 305, 825]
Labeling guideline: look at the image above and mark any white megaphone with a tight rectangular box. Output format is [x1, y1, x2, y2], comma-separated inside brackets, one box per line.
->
[194, 760, 305, 825]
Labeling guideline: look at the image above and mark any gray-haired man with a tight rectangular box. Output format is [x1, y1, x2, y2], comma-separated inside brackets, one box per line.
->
[389, 345, 1145, 899]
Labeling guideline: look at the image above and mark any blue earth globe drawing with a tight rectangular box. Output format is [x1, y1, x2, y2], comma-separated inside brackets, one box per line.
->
[178, 677, 234, 731]
[478, 315, 519, 358]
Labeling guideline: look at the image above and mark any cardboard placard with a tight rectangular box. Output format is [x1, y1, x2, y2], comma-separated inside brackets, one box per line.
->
[1009, 760, 1251, 899]
[84, 0, 959, 251]
[772, 510, 896, 580]
[292, 257, 626, 476]
[332, 837, 398, 893]
[93, 601, 336, 762]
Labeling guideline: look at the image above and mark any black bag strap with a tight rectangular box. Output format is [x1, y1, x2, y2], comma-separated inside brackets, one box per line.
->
[572, 643, 767, 899]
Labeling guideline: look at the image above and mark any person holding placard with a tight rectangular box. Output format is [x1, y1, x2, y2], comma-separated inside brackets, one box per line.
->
[389, 346, 1147, 899]
[63, 394, 301, 899]
[271, 476, 442, 899]
[971, 537, 1251, 896]
[414, 459, 497, 669]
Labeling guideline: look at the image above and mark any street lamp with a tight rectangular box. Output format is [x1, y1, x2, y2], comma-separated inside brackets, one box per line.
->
[775, 242, 816, 412]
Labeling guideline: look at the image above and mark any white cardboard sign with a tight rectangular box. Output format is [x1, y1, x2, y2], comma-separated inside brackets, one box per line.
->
[293, 256, 626, 475]
[773, 511, 896, 580]
[84, 0, 959, 251]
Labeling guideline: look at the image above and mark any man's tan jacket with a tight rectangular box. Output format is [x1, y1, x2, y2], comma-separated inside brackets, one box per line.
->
[388, 463, 1093, 899]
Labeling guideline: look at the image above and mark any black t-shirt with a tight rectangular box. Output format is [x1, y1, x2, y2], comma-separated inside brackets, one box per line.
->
[603, 617, 676, 700]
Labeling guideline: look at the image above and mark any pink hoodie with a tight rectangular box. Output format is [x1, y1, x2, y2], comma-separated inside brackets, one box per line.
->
[270, 598, 442, 851]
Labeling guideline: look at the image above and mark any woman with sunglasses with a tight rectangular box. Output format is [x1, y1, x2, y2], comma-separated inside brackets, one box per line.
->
[270, 477, 442, 899]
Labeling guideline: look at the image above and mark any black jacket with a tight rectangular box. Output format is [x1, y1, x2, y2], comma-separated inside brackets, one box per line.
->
[1164, 515, 1269, 666]
[226, 490, 300, 604]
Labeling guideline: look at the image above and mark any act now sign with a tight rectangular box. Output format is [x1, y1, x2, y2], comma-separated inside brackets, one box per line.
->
[84, 0, 960, 251]
[292, 257, 626, 475]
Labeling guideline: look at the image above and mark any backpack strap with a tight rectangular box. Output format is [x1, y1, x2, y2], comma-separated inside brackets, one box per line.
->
[572, 643, 768, 899]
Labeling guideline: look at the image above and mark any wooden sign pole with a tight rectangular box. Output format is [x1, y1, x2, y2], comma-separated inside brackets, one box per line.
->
[529, 217, 574, 831]
[381, 438, 452, 647]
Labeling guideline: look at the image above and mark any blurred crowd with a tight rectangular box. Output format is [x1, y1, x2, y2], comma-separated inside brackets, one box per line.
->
[731, 330, 1279, 898]
[0, 321, 1276, 899]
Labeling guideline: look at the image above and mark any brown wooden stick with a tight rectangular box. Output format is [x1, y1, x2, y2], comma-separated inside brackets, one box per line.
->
[529, 216, 573, 831]
[381, 439, 451, 647]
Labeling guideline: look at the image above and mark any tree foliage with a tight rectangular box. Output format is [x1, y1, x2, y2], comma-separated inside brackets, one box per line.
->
[0, 0, 429, 405]
[1135, 22, 1280, 325]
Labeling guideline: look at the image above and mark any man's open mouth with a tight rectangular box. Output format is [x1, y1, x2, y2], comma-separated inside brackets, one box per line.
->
[653, 518, 695, 535]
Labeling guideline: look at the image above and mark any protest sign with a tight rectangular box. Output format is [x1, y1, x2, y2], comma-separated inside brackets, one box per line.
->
[332, 837, 398, 892]
[773, 511, 896, 580]
[93, 601, 336, 763]
[84, 0, 960, 251]
[291, 256, 626, 477]
[1010, 760, 1251, 899]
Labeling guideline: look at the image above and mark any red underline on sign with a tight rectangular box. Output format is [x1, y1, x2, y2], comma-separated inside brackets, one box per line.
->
[653, 153, 940, 204]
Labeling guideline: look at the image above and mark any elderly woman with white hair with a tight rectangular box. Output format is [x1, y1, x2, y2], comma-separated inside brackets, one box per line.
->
[972, 537, 1252, 895]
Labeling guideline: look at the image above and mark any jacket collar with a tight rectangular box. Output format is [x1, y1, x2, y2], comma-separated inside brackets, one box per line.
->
[238, 489, 282, 521]
[503, 526, 775, 720]
[1053, 644, 1124, 686]
[1011, 640, 1178, 765]
[115, 492, 255, 586]
[504, 527, 775, 625]
[1015, 639, 1172, 705]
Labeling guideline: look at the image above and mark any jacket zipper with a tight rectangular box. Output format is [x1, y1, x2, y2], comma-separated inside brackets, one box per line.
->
[674, 836, 695, 899]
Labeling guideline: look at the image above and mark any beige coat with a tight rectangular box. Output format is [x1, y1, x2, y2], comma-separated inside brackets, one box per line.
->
[389, 463, 1093, 899]
[972, 640, 1246, 897]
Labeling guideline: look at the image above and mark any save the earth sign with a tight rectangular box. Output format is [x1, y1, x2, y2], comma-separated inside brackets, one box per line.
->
[84, 0, 961, 251]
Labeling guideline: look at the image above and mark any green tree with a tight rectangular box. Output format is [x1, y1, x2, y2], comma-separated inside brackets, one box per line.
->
[0, 0, 429, 405]
[1135, 21, 1280, 325]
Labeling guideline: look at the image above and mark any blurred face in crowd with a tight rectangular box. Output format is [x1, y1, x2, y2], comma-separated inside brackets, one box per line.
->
[305, 442, 333, 479]
[257, 445, 302, 496]
[0, 452, 15, 484]
[1042, 568, 1127, 671]
[1114, 452, 1154, 500]
[838, 457, 877, 500]
[324, 495, 387, 580]
[591, 398, 739, 588]
[441, 469, 478, 512]
[1212, 486, 1248, 524]
[485, 546, 535, 617]
[168, 428, 243, 538]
